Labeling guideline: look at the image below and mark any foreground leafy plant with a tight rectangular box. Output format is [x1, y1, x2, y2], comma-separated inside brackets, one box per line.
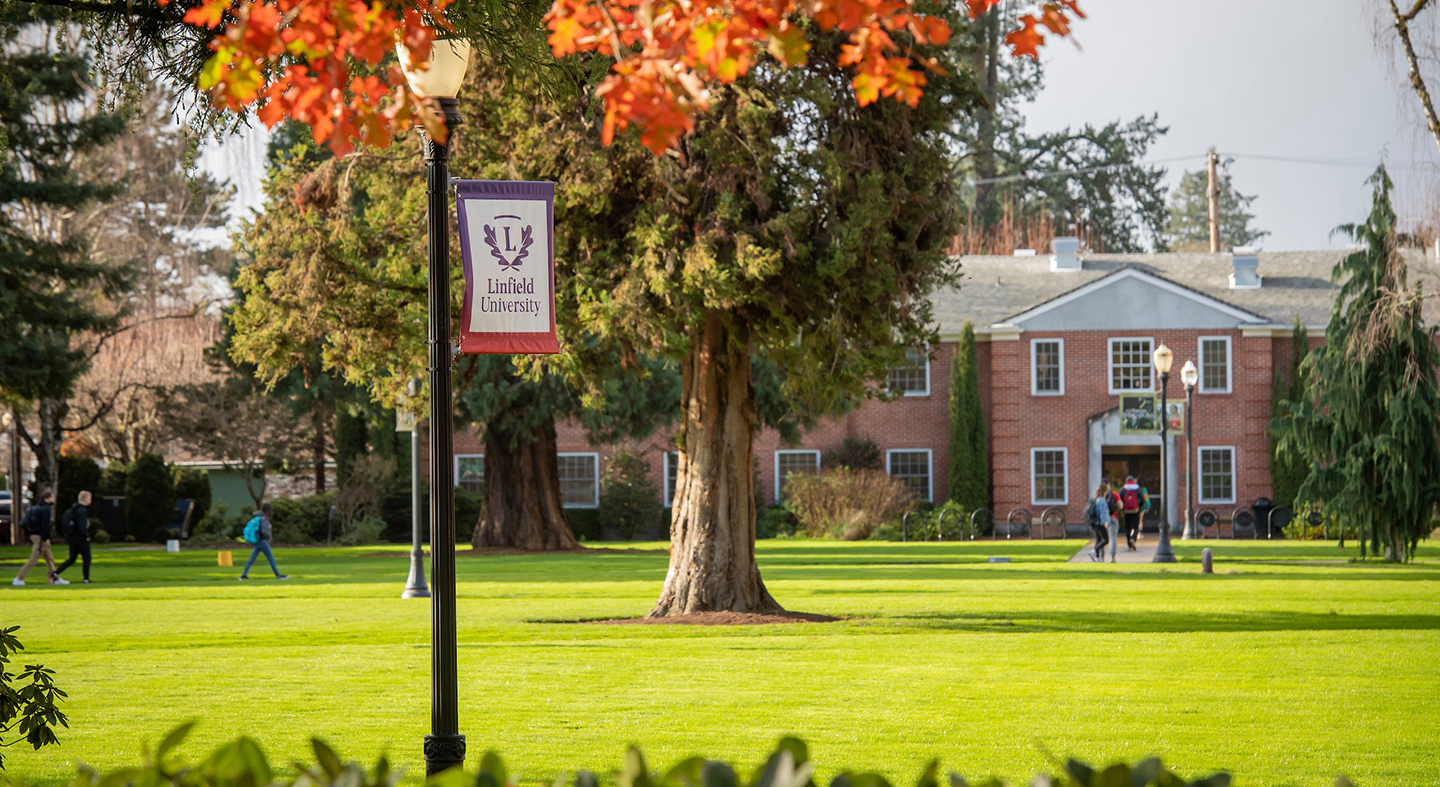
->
[44, 726, 1240, 787]
[0, 625, 69, 771]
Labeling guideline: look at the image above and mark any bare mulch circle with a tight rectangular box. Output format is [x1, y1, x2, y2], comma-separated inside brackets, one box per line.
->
[580, 610, 841, 626]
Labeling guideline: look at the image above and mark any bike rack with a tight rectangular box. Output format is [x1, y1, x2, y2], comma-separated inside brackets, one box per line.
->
[936, 507, 964, 541]
[1039, 507, 1065, 540]
[1004, 508, 1031, 541]
[968, 508, 993, 541]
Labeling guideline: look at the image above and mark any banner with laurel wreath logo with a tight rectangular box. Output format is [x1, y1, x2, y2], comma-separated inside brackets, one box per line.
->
[455, 180, 558, 354]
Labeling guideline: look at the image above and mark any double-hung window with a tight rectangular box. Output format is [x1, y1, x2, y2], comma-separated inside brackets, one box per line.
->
[558, 453, 600, 508]
[455, 454, 485, 494]
[1108, 337, 1154, 394]
[1198, 446, 1236, 504]
[774, 450, 821, 501]
[1031, 338, 1065, 395]
[662, 451, 680, 506]
[1198, 336, 1232, 393]
[888, 346, 931, 396]
[1030, 448, 1067, 505]
[886, 449, 932, 502]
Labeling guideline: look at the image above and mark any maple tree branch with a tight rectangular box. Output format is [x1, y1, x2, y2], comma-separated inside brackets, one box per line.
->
[1388, 0, 1440, 155]
[61, 382, 152, 434]
[18, 0, 172, 21]
[87, 306, 206, 359]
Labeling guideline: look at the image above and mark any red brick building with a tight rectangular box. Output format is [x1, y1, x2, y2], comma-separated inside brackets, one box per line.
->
[452, 244, 1440, 533]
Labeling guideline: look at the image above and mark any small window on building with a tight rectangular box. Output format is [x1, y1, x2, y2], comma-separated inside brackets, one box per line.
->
[1109, 338, 1154, 394]
[1199, 336, 1232, 393]
[1031, 338, 1064, 395]
[888, 346, 930, 396]
[455, 454, 485, 494]
[1198, 447, 1236, 504]
[558, 453, 600, 508]
[1030, 448, 1067, 504]
[886, 449, 932, 502]
[774, 450, 821, 501]
[662, 451, 680, 506]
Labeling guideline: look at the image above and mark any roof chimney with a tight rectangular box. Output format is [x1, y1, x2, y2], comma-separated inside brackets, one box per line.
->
[1050, 236, 1081, 272]
[1229, 247, 1261, 289]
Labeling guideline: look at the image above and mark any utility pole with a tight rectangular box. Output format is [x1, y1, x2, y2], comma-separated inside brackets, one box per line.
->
[1207, 147, 1220, 253]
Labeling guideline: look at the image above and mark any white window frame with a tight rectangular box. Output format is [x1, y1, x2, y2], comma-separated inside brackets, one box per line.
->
[662, 450, 680, 507]
[773, 449, 821, 501]
[1197, 335, 1233, 394]
[885, 448, 933, 503]
[454, 454, 485, 493]
[1108, 336, 1156, 395]
[557, 451, 601, 508]
[888, 346, 931, 397]
[1197, 445, 1237, 505]
[1029, 447, 1069, 505]
[1030, 338, 1065, 396]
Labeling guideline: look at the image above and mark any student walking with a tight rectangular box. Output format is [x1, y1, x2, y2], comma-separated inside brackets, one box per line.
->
[1105, 482, 1122, 562]
[1120, 476, 1149, 550]
[54, 490, 94, 583]
[240, 502, 289, 580]
[1087, 482, 1112, 561]
[12, 488, 62, 586]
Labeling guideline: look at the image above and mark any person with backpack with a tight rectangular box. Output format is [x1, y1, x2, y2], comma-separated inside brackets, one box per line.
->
[1120, 475, 1145, 553]
[11, 488, 62, 586]
[54, 490, 94, 583]
[240, 502, 289, 580]
[1086, 482, 1112, 562]
[1105, 481, 1123, 562]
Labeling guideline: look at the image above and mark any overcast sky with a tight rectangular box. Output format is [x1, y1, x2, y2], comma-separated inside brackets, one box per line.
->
[202, 0, 1440, 252]
[1023, 0, 1440, 251]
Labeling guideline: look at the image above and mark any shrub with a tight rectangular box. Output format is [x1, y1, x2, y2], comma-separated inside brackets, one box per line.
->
[786, 468, 913, 540]
[756, 503, 799, 539]
[56, 455, 102, 510]
[59, 726, 1234, 787]
[0, 624, 67, 771]
[124, 453, 175, 543]
[336, 514, 385, 546]
[821, 437, 883, 470]
[565, 507, 602, 541]
[334, 454, 395, 542]
[171, 466, 213, 522]
[598, 450, 662, 540]
[272, 492, 337, 542]
[91, 529, 110, 544]
[97, 462, 128, 498]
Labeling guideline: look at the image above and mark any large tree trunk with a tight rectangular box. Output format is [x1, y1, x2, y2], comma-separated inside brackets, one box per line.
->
[34, 399, 62, 523]
[471, 415, 577, 550]
[313, 406, 327, 493]
[650, 311, 781, 617]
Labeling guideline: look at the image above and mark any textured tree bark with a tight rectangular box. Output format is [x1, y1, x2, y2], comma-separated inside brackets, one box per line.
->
[649, 311, 781, 617]
[313, 406, 327, 493]
[471, 416, 578, 550]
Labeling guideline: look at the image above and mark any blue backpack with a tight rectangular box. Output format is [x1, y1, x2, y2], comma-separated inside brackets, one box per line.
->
[242, 515, 262, 544]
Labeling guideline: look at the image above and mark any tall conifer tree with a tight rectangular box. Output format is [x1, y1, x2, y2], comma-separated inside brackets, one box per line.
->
[948, 321, 988, 510]
[1276, 166, 1440, 561]
[1268, 316, 1309, 510]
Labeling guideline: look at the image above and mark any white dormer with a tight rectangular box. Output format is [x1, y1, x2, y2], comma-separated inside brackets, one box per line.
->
[1229, 247, 1261, 289]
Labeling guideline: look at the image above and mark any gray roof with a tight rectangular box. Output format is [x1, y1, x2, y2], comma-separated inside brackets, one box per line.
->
[931, 249, 1440, 335]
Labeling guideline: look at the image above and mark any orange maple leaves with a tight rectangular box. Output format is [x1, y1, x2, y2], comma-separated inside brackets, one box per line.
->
[548, 0, 1082, 153]
[169, 0, 454, 155]
[181, 0, 1079, 157]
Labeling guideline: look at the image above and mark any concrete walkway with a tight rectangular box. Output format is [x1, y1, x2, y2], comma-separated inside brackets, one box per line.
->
[1067, 531, 1163, 563]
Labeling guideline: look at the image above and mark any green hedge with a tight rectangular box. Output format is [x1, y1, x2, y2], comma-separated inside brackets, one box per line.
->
[30, 726, 1238, 787]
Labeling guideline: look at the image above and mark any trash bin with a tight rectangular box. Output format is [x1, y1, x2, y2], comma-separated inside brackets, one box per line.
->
[1252, 497, 1274, 538]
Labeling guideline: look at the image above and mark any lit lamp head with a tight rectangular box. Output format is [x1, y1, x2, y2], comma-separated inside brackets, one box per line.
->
[396, 37, 472, 126]
[1181, 359, 1199, 389]
[1152, 343, 1174, 376]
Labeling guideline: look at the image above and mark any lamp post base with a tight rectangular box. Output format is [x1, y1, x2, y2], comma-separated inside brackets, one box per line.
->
[1152, 522, 1178, 563]
[424, 733, 466, 777]
[402, 547, 431, 598]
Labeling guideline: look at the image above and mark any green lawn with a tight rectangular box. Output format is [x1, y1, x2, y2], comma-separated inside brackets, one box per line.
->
[2, 539, 1438, 786]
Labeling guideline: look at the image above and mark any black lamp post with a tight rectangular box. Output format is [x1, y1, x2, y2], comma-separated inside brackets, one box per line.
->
[397, 37, 470, 777]
[1152, 343, 1177, 563]
[1180, 360, 1198, 540]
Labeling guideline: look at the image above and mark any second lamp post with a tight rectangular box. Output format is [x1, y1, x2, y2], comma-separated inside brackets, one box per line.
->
[1152, 344, 1177, 563]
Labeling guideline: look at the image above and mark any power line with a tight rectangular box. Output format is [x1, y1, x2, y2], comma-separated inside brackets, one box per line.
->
[970, 153, 1204, 186]
[966, 149, 1438, 186]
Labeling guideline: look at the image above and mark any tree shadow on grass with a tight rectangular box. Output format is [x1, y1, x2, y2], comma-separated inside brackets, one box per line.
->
[885, 609, 1440, 634]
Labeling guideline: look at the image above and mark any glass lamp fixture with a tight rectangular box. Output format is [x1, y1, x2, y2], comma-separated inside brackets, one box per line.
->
[395, 38, 472, 99]
[1180, 359, 1199, 388]
[1152, 343, 1174, 375]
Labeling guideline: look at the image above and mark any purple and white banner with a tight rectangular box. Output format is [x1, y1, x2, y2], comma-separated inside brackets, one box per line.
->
[455, 180, 558, 355]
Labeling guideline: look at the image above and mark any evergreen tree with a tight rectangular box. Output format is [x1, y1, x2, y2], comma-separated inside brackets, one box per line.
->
[124, 452, 174, 541]
[948, 321, 988, 510]
[1163, 159, 1269, 252]
[1275, 166, 1440, 562]
[1268, 316, 1309, 510]
[0, 7, 131, 499]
